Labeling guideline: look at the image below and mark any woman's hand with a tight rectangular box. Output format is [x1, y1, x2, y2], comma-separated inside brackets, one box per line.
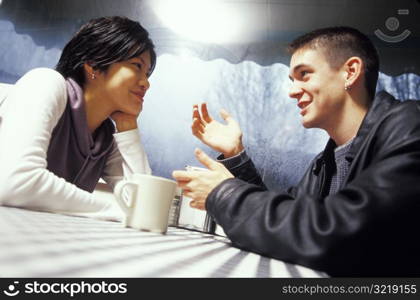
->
[111, 111, 138, 132]
[192, 103, 244, 158]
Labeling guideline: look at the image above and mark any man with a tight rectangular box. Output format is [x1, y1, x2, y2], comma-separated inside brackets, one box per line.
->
[172, 27, 420, 276]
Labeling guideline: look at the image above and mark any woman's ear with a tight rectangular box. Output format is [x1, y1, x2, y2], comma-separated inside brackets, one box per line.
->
[83, 62, 96, 81]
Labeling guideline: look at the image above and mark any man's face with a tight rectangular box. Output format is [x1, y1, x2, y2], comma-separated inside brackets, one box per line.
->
[288, 48, 347, 131]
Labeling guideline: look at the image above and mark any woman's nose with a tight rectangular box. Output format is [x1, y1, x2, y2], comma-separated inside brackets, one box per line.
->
[139, 76, 150, 91]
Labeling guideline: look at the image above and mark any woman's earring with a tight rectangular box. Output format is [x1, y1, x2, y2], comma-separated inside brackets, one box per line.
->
[91, 73, 96, 80]
[344, 84, 351, 91]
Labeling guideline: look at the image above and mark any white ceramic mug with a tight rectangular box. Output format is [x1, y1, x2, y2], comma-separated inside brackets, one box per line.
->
[114, 174, 177, 234]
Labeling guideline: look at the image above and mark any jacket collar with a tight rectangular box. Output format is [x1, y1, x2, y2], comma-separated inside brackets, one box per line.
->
[345, 91, 397, 162]
[313, 91, 397, 174]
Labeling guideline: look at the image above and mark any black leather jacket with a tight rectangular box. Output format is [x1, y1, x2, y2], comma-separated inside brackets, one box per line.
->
[206, 91, 420, 276]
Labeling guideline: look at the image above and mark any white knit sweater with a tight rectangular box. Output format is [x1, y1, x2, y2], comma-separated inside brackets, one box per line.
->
[0, 68, 151, 221]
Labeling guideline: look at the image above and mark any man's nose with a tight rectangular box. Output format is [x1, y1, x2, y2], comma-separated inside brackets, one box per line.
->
[288, 83, 303, 100]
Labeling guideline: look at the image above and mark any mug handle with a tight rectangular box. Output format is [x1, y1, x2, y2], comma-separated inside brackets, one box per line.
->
[114, 180, 137, 215]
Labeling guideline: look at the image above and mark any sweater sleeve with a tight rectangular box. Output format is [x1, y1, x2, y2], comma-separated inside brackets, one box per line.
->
[101, 128, 152, 189]
[0, 68, 122, 221]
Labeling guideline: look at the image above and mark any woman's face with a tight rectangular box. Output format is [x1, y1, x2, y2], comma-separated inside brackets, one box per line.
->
[98, 50, 151, 116]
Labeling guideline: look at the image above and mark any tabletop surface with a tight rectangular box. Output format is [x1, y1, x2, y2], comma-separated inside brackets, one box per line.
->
[0, 207, 326, 278]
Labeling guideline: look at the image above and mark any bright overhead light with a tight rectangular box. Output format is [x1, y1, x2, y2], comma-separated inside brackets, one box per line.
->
[153, 0, 243, 44]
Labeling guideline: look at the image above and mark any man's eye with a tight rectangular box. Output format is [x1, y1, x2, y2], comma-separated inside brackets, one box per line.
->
[133, 63, 142, 69]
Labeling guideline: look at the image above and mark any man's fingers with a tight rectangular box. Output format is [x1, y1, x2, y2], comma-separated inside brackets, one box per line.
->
[192, 118, 205, 134]
[201, 103, 213, 123]
[192, 105, 202, 121]
[189, 200, 205, 210]
[172, 170, 194, 181]
[220, 108, 233, 124]
[191, 119, 205, 141]
[194, 148, 218, 170]
[192, 129, 204, 141]
[174, 179, 190, 190]
[183, 190, 191, 197]
[189, 200, 197, 208]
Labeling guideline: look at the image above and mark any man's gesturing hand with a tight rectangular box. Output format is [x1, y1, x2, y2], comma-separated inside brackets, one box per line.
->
[172, 148, 234, 210]
[192, 103, 244, 158]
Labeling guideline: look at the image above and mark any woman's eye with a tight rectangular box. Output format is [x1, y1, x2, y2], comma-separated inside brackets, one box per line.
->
[133, 63, 142, 70]
[301, 70, 308, 77]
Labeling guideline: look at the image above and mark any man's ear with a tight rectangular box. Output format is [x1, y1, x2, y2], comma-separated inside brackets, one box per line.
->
[343, 56, 363, 88]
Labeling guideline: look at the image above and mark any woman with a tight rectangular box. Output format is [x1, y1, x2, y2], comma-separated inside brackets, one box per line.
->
[0, 16, 155, 221]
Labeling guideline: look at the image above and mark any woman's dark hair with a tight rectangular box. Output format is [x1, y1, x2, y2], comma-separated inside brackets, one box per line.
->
[56, 16, 156, 87]
[288, 26, 379, 100]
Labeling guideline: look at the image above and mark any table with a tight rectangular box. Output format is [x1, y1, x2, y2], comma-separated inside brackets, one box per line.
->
[0, 207, 326, 278]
